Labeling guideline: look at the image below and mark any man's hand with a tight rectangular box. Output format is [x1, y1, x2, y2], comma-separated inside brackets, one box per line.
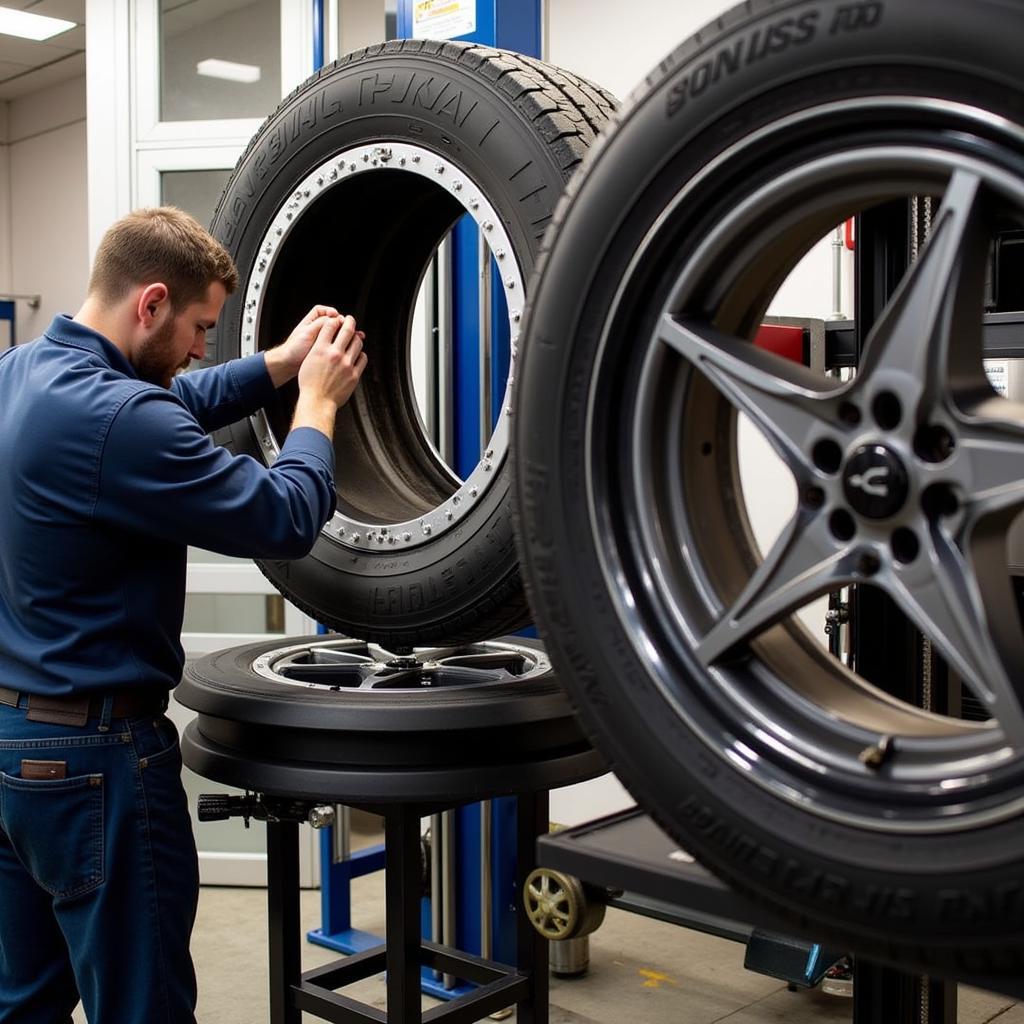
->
[292, 315, 368, 440]
[265, 305, 364, 387]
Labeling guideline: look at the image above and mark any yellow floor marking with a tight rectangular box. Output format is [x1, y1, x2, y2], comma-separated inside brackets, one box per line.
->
[639, 968, 678, 989]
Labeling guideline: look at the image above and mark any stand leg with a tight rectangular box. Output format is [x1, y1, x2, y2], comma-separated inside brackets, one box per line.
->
[386, 805, 424, 1024]
[515, 791, 549, 1024]
[268, 820, 301, 1024]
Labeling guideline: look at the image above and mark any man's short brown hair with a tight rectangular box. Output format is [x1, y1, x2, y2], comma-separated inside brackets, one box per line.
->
[88, 207, 239, 311]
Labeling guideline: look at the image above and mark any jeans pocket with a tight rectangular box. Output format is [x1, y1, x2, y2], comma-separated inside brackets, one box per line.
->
[0, 771, 104, 898]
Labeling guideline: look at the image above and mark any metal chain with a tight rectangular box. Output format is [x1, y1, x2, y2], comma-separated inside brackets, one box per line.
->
[912, 193, 935, 1024]
[910, 194, 936, 716]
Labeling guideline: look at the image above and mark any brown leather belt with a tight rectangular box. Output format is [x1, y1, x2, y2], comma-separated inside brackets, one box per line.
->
[0, 686, 167, 726]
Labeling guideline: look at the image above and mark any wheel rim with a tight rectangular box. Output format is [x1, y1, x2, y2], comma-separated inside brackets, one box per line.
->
[587, 96, 1024, 835]
[242, 141, 524, 553]
[251, 637, 549, 691]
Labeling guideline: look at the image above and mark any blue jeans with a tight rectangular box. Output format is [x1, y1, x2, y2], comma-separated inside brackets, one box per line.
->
[0, 699, 199, 1024]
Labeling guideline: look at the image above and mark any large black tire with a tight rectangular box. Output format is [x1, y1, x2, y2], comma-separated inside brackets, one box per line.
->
[176, 635, 604, 802]
[515, 0, 1024, 971]
[208, 41, 614, 647]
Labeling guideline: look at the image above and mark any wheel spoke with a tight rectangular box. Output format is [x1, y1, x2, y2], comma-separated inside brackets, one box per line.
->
[658, 314, 840, 478]
[886, 524, 1024, 746]
[436, 652, 528, 672]
[367, 643, 408, 664]
[697, 512, 859, 666]
[855, 170, 990, 411]
[412, 645, 467, 662]
[956, 408, 1024, 521]
[276, 663, 369, 686]
[367, 668, 429, 688]
[305, 649, 374, 666]
[434, 666, 511, 686]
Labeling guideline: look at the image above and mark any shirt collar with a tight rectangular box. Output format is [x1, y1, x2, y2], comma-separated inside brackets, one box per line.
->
[43, 314, 138, 379]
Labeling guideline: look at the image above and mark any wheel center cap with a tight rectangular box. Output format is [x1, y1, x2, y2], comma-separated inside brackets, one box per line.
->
[842, 444, 909, 519]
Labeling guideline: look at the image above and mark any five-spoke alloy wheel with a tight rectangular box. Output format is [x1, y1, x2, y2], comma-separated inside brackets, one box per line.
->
[515, 0, 1024, 968]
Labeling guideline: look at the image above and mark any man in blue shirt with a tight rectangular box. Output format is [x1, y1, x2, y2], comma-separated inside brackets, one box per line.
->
[0, 207, 366, 1023]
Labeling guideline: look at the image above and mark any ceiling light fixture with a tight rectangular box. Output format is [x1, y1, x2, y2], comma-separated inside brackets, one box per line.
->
[196, 58, 261, 84]
[0, 5, 75, 41]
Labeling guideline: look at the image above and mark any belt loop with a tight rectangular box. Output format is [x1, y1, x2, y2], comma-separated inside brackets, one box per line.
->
[98, 695, 114, 732]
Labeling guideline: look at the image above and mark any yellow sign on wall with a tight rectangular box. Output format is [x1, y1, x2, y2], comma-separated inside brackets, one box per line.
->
[413, 0, 477, 40]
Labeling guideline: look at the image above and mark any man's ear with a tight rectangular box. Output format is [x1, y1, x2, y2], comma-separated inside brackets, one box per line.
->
[136, 283, 170, 327]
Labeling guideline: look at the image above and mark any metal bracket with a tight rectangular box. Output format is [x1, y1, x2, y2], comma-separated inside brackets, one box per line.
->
[0, 293, 41, 310]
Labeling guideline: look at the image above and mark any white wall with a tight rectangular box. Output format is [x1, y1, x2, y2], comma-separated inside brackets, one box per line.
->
[0, 100, 10, 347]
[339, 0, 387, 55]
[7, 75, 89, 344]
[547, 0, 730, 101]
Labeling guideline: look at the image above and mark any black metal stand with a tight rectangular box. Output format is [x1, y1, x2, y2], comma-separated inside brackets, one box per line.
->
[268, 792, 549, 1024]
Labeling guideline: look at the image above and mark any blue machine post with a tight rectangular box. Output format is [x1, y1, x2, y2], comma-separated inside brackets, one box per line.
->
[308, 823, 387, 954]
[312, 0, 325, 71]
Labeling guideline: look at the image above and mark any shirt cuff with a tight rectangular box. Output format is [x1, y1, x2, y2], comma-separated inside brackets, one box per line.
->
[230, 353, 279, 411]
[280, 426, 336, 473]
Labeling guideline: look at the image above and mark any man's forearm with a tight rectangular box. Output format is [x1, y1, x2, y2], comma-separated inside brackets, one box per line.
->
[264, 347, 300, 389]
[292, 391, 339, 442]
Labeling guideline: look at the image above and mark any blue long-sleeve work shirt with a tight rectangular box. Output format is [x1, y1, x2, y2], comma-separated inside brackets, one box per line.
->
[0, 315, 336, 696]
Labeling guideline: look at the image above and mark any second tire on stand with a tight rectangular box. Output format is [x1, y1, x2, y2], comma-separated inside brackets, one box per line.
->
[209, 40, 614, 647]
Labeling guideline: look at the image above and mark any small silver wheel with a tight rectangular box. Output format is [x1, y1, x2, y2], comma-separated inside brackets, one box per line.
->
[523, 868, 604, 941]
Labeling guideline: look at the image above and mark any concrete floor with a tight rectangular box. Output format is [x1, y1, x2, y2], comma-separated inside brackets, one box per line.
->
[71, 817, 1023, 1024]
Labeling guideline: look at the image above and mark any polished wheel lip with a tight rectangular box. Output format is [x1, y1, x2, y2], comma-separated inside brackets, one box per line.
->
[581, 96, 1024, 834]
[250, 636, 550, 690]
[242, 140, 525, 554]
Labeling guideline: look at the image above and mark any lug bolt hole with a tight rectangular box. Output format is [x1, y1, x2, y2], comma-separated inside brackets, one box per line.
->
[913, 423, 956, 463]
[891, 527, 919, 564]
[838, 402, 862, 426]
[812, 439, 843, 475]
[857, 552, 881, 577]
[829, 508, 856, 541]
[803, 485, 826, 509]
[872, 391, 902, 431]
[921, 483, 960, 520]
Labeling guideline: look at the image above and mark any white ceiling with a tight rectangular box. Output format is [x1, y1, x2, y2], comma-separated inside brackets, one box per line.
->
[0, 0, 85, 100]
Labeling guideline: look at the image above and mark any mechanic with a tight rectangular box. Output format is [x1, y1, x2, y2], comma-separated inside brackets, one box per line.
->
[0, 206, 366, 1024]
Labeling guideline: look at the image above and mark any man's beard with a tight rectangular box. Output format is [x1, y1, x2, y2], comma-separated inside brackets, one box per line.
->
[133, 317, 187, 388]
